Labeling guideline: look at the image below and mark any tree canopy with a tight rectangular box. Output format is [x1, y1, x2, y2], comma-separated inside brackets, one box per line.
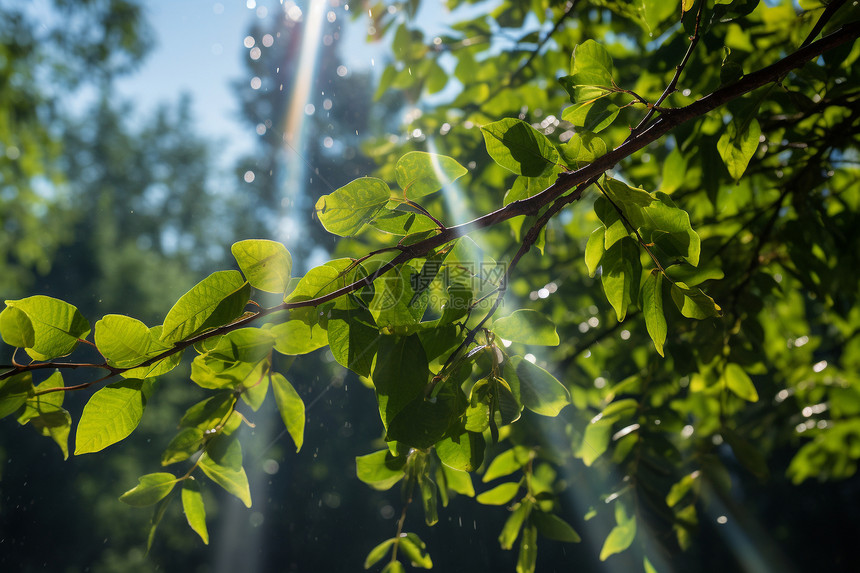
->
[2, 0, 860, 571]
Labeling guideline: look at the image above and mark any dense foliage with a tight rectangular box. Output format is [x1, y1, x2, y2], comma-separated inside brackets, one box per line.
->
[2, 0, 860, 571]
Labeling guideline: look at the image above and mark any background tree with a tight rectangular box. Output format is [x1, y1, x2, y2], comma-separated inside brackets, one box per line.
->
[2, 1, 860, 572]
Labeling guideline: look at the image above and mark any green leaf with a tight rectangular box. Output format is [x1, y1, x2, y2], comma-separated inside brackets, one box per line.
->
[436, 428, 485, 472]
[513, 357, 570, 417]
[231, 239, 292, 294]
[162, 427, 205, 465]
[285, 258, 359, 309]
[517, 523, 538, 573]
[476, 481, 520, 505]
[356, 449, 406, 490]
[271, 373, 305, 452]
[642, 271, 667, 356]
[240, 366, 269, 411]
[3, 296, 91, 360]
[480, 118, 560, 177]
[492, 309, 559, 346]
[601, 240, 640, 322]
[419, 474, 439, 526]
[314, 177, 391, 236]
[483, 447, 529, 482]
[559, 132, 607, 169]
[670, 283, 722, 319]
[533, 512, 581, 543]
[161, 271, 250, 343]
[585, 226, 606, 278]
[146, 494, 172, 552]
[499, 501, 532, 550]
[270, 319, 328, 355]
[371, 335, 429, 430]
[563, 99, 620, 133]
[600, 505, 637, 561]
[387, 381, 465, 448]
[399, 533, 433, 569]
[327, 307, 378, 377]
[369, 208, 439, 235]
[0, 306, 35, 348]
[0, 372, 33, 420]
[364, 538, 395, 569]
[395, 151, 468, 200]
[95, 316, 180, 378]
[576, 415, 615, 466]
[179, 392, 235, 432]
[722, 363, 759, 402]
[199, 445, 252, 507]
[717, 118, 760, 181]
[439, 464, 475, 497]
[119, 472, 178, 507]
[75, 379, 146, 455]
[16, 371, 70, 459]
[181, 479, 209, 544]
[381, 561, 406, 573]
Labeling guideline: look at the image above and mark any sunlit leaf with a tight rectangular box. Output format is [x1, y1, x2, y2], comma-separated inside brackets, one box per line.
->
[513, 357, 570, 416]
[231, 239, 292, 294]
[717, 118, 760, 181]
[517, 522, 538, 573]
[399, 532, 433, 569]
[271, 372, 304, 452]
[181, 479, 209, 544]
[395, 151, 468, 199]
[492, 309, 559, 346]
[722, 363, 759, 402]
[161, 271, 250, 343]
[480, 118, 560, 177]
[199, 444, 252, 507]
[533, 512, 581, 543]
[0, 372, 33, 420]
[670, 282, 722, 319]
[119, 472, 177, 507]
[315, 177, 391, 236]
[75, 379, 146, 455]
[476, 481, 520, 505]
[499, 501, 532, 550]
[356, 449, 406, 490]
[364, 538, 395, 569]
[642, 270, 667, 356]
[3, 296, 91, 360]
[600, 505, 637, 561]
[16, 371, 70, 458]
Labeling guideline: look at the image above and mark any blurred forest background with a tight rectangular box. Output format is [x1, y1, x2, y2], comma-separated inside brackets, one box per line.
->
[1, 1, 859, 572]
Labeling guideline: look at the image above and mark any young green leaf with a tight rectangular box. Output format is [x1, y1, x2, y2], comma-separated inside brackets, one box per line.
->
[601, 240, 639, 322]
[16, 371, 70, 459]
[181, 478, 209, 544]
[231, 239, 292, 294]
[533, 512, 581, 543]
[419, 475, 439, 526]
[599, 505, 637, 561]
[270, 319, 328, 355]
[369, 208, 439, 235]
[0, 305, 35, 348]
[381, 561, 406, 573]
[399, 533, 433, 569]
[480, 118, 560, 177]
[483, 447, 529, 482]
[513, 357, 570, 417]
[371, 334, 429, 430]
[364, 538, 395, 569]
[499, 501, 532, 550]
[0, 372, 33, 420]
[395, 151, 468, 200]
[95, 315, 178, 377]
[119, 472, 178, 507]
[314, 177, 391, 236]
[439, 464, 475, 497]
[670, 282, 722, 319]
[271, 372, 305, 452]
[476, 481, 520, 505]
[560, 132, 607, 169]
[517, 522, 538, 573]
[492, 309, 559, 346]
[717, 118, 761, 181]
[161, 427, 205, 465]
[327, 307, 378, 377]
[355, 449, 406, 490]
[161, 271, 250, 343]
[435, 427, 485, 472]
[563, 99, 620, 133]
[585, 226, 606, 278]
[3, 296, 91, 360]
[75, 379, 146, 455]
[722, 363, 759, 402]
[642, 270, 667, 356]
[199, 449, 252, 507]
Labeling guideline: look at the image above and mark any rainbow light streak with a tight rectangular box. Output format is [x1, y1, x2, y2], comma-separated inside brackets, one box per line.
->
[278, 0, 327, 244]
